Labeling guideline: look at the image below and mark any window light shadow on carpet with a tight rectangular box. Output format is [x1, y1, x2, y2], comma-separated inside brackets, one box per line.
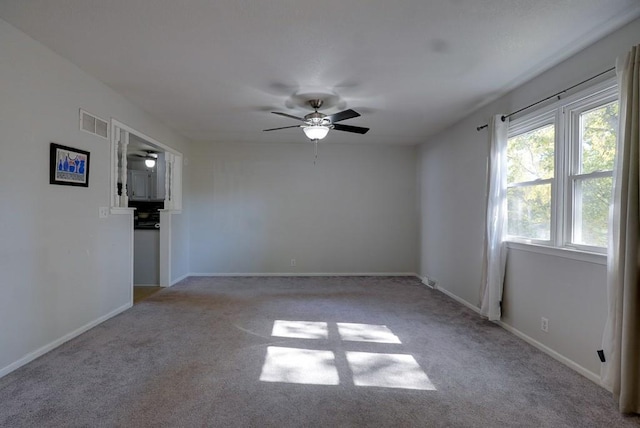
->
[346, 351, 436, 390]
[336, 322, 401, 343]
[271, 320, 329, 339]
[259, 320, 436, 390]
[259, 346, 339, 385]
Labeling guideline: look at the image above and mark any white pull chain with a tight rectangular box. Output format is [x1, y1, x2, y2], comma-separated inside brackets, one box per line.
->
[313, 139, 318, 165]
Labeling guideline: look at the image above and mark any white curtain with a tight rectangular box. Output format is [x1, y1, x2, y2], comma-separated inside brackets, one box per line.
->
[601, 45, 640, 415]
[480, 115, 509, 321]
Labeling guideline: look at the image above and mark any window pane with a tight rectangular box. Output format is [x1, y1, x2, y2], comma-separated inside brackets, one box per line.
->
[573, 176, 613, 247]
[507, 124, 555, 184]
[580, 102, 618, 174]
[507, 184, 551, 240]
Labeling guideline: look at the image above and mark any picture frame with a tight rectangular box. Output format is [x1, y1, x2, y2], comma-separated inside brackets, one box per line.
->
[50, 143, 90, 187]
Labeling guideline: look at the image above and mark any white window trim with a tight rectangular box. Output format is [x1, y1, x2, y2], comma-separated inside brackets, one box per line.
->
[505, 78, 617, 262]
[506, 241, 606, 265]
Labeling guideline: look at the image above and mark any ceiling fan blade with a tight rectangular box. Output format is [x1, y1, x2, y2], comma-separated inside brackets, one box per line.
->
[333, 123, 369, 134]
[327, 109, 360, 123]
[263, 125, 302, 132]
[272, 112, 305, 121]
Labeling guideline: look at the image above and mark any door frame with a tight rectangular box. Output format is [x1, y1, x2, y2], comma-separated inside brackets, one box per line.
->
[109, 119, 183, 291]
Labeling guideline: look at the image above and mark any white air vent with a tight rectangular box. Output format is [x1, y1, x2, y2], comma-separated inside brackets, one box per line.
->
[80, 109, 108, 139]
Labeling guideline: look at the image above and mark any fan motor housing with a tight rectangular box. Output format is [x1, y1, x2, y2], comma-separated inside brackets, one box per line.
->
[304, 111, 331, 126]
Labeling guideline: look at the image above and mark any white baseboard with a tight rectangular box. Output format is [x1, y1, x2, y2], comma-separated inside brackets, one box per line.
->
[433, 283, 602, 387]
[420, 276, 435, 289]
[189, 272, 419, 277]
[0, 302, 131, 379]
[170, 272, 190, 285]
[497, 321, 602, 386]
[436, 285, 482, 315]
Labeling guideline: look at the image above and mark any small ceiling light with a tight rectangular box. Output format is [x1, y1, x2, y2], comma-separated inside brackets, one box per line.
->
[303, 125, 330, 140]
[145, 158, 156, 168]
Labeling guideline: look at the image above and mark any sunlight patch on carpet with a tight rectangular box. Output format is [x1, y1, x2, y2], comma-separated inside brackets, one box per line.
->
[346, 352, 436, 390]
[271, 320, 328, 339]
[259, 346, 339, 385]
[337, 323, 401, 343]
[260, 321, 434, 390]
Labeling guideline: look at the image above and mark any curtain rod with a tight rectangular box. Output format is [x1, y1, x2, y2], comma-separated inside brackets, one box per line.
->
[476, 66, 616, 131]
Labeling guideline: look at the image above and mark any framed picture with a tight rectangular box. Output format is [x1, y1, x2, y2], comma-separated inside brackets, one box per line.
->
[50, 143, 90, 187]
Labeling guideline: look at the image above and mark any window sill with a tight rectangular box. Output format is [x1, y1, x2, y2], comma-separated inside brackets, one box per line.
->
[505, 241, 606, 265]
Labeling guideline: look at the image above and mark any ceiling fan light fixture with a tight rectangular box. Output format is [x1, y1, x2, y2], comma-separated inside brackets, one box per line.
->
[144, 158, 156, 168]
[303, 125, 330, 140]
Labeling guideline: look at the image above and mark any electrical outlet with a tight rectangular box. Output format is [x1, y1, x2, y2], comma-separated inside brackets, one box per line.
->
[99, 207, 109, 218]
[290, 259, 296, 267]
[541, 317, 549, 333]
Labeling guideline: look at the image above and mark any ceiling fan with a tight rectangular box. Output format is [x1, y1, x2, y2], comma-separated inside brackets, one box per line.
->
[264, 99, 369, 140]
[129, 150, 158, 168]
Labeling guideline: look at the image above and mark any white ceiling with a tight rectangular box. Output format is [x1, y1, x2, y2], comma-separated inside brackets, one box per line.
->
[1, 1, 638, 145]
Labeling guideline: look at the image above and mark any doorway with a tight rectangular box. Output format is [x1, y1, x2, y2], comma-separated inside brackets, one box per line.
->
[133, 286, 162, 304]
[127, 134, 164, 302]
[110, 119, 184, 304]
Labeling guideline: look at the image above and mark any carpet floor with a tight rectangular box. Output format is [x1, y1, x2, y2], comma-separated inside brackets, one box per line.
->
[133, 286, 162, 304]
[0, 276, 637, 427]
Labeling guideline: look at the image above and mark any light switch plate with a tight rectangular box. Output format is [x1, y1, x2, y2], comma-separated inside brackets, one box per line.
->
[99, 207, 109, 218]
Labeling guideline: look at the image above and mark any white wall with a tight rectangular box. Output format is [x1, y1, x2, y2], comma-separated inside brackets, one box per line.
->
[502, 249, 607, 375]
[189, 142, 418, 274]
[0, 18, 191, 376]
[418, 17, 640, 380]
[171, 198, 190, 283]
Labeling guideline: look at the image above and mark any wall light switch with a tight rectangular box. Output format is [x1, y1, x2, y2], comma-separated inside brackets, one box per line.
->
[99, 207, 109, 218]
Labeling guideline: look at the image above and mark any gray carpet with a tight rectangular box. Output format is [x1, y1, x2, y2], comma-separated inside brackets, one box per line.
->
[0, 276, 637, 427]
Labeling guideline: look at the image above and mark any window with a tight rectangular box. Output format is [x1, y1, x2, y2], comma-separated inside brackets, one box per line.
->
[506, 83, 618, 252]
[507, 120, 555, 241]
[567, 100, 617, 249]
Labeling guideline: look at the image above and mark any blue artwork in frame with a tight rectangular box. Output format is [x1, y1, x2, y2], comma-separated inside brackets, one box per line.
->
[50, 143, 90, 187]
